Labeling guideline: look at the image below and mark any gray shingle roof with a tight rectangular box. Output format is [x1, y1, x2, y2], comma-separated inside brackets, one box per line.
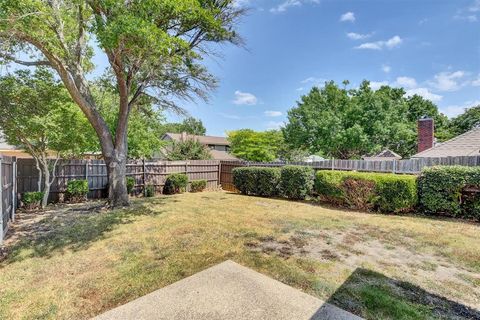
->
[412, 126, 480, 158]
[163, 133, 230, 146]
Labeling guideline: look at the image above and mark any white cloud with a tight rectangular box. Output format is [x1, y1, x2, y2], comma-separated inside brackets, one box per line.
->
[471, 74, 480, 86]
[232, 0, 249, 8]
[355, 35, 403, 50]
[381, 64, 391, 73]
[429, 71, 466, 91]
[441, 100, 480, 118]
[346, 32, 372, 40]
[233, 90, 258, 105]
[369, 81, 389, 90]
[405, 88, 443, 103]
[296, 87, 305, 91]
[264, 110, 283, 117]
[340, 12, 355, 22]
[270, 0, 319, 13]
[470, 0, 480, 12]
[394, 76, 417, 89]
[454, 0, 480, 22]
[266, 121, 284, 130]
[301, 77, 327, 87]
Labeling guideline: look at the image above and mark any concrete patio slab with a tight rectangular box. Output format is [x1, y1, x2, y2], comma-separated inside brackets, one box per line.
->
[94, 260, 362, 320]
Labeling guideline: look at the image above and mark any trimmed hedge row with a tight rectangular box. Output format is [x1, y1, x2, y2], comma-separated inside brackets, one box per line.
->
[418, 166, 480, 219]
[315, 171, 417, 213]
[232, 166, 314, 199]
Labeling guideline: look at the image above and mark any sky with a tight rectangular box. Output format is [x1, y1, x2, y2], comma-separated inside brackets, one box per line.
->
[170, 0, 480, 136]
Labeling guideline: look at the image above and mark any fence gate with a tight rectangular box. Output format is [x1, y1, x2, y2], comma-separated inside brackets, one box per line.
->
[0, 156, 16, 244]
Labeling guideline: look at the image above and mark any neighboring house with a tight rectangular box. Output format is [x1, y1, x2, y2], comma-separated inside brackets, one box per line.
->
[0, 138, 32, 158]
[161, 132, 238, 160]
[363, 149, 402, 161]
[303, 155, 325, 162]
[412, 117, 480, 158]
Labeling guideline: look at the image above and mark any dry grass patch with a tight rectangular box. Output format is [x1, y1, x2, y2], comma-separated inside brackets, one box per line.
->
[0, 191, 479, 319]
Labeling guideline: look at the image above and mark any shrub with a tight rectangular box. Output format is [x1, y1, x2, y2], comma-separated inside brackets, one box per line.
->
[163, 173, 188, 194]
[66, 179, 89, 202]
[315, 171, 417, 213]
[22, 191, 44, 210]
[145, 184, 155, 197]
[280, 166, 314, 200]
[190, 179, 207, 192]
[418, 166, 480, 220]
[126, 177, 135, 194]
[232, 167, 281, 197]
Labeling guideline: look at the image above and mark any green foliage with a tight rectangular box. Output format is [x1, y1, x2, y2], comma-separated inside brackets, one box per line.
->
[0, 69, 92, 157]
[448, 105, 480, 137]
[126, 177, 135, 194]
[232, 167, 281, 197]
[145, 184, 155, 197]
[190, 179, 207, 193]
[163, 173, 188, 195]
[280, 166, 314, 200]
[227, 129, 285, 162]
[283, 81, 450, 159]
[418, 166, 480, 219]
[22, 192, 44, 210]
[315, 171, 417, 213]
[66, 180, 89, 202]
[165, 139, 213, 160]
[162, 117, 207, 136]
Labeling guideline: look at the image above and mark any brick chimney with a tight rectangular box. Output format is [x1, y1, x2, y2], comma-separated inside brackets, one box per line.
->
[417, 117, 434, 153]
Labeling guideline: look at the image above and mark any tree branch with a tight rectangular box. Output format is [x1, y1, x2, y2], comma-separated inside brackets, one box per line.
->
[0, 53, 51, 66]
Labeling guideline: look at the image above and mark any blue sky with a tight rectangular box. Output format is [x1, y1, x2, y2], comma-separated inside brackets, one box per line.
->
[170, 0, 480, 136]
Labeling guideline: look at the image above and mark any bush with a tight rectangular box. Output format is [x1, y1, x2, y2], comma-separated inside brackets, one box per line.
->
[163, 173, 188, 195]
[66, 179, 89, 202]
[280, 166, 314, 200]
[190, 179, 207, 192]
[145, 184, 155, 197]
[232, 167, 281, 197]
[315, 171, 417, 213]
[22, 191, 44, 210]
[418, 166, 480, 219]
[126, 177, 135, 194]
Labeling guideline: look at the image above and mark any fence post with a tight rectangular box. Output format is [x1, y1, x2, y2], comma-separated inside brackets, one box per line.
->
[217, 161, 221, 188]
[12, 157, 16, 222]
[0, 156, 3, 245]
[331, 157, 334, 171]
[392, 159, 396, 174]
[142, 159, 147, 196]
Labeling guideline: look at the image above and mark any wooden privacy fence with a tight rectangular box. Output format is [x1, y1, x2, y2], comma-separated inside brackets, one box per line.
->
[16, 159, 221, 202]
[218, 155, 480, 192]
[0, 156, 16, 244]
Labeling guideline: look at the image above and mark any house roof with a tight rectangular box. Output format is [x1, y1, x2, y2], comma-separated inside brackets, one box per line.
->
[412, 126, 480, 158]
[363, 149, 402, 160]
[163, 133, 230, 146]
[0, 137, 18, 151]
[209, 149, 239, 160]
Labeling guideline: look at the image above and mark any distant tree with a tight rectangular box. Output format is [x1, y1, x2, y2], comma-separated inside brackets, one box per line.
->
[164, 139, 212, 161]
[227, 129, 284, 162]
[283, 81, 450, 159]
[448, 105, 480, 136]
[0, 69, 90, 207]
[162, 117, 207, 136]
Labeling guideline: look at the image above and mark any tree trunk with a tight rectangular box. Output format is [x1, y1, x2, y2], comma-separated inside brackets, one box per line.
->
[105, 153, 129, 208]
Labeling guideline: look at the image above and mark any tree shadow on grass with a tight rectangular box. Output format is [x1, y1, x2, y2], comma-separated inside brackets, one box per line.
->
[311, 268, 480, 320]
[0, 198, 168, 265]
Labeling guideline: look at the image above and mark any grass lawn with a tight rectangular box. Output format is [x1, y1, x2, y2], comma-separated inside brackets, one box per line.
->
[1, 191, 479, 319]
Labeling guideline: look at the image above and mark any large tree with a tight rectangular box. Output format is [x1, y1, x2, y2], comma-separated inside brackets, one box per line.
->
[227, 129, 284, 162]
[283, 81, 450, 159]
[0, 69, 90, 207]
[0, 0, 244, 206]
[161, 117, 207, 136]
[448, 105, 480, 137]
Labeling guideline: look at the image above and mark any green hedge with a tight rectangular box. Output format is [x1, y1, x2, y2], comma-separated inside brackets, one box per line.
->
[418, 166, 480, 219]
[232, 167, 281, 197]
[67, 179, 89, 202]
[163, 173, 188, 195]
[280, 166, 314, 200]
[145, 184, 155, 197]
[22, 191, 44, 210]
[126, 177, 135, 194]
[315, 171, 417, 213]
[190, 179, 207, 192]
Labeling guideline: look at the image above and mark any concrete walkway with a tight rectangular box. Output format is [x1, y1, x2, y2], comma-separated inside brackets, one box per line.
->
[94, 260, 362, 320]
